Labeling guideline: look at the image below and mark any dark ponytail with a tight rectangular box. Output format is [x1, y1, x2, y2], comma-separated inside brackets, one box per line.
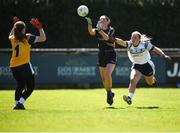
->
[14, 21, 27, 42]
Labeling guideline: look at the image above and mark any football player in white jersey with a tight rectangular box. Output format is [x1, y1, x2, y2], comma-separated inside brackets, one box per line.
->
[98, 30, 170, 105]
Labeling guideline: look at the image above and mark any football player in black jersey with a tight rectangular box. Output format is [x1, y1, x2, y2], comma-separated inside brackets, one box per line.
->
[85, 15, 116, 105]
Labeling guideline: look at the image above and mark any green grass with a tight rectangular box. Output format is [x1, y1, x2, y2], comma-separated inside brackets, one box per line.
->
[0, 88, 180, 132]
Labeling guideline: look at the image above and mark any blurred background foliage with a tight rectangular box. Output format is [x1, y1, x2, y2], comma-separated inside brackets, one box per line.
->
[0, 0, 179, 48]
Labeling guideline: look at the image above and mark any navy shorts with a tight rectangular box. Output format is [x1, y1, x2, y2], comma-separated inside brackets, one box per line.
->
[98, 50, 117, 67]
[132, 61, 155, 76]
[11, 63, 35, 80]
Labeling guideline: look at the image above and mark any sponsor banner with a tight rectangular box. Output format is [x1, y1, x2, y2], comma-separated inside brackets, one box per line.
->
[166, 57, 180, 83]
[0, 53, 166, 87]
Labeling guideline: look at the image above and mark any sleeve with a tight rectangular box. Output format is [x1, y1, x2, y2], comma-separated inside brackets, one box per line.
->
[145, 41, 155, 51]
[126, 41, 132, 48]
[108, 27, 115, 37]
[107, 27, 116, 43]
[28, 35, 38, 45]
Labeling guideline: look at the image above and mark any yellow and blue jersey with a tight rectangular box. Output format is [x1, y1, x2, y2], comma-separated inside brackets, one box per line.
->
[9, 35, 36, 67]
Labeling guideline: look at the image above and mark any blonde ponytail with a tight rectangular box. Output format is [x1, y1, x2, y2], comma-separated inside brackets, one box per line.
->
[131, 31, 152, 41]
[141, 34, 151, 41]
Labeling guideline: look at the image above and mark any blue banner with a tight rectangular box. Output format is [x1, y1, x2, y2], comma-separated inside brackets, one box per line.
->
[0, 53, 166, 88]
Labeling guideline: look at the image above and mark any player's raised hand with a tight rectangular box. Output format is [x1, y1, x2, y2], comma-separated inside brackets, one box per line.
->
[13, 16, 20, 24]
[30, 18, 42, 29]
[85, 17, 92, 25]
[96, 20, 102, 32]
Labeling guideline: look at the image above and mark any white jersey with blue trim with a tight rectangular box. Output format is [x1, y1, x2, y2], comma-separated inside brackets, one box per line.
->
[126, 40, 154, 64]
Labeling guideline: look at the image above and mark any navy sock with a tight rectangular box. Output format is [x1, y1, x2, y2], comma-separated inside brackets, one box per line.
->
[107, 90, 112, 95]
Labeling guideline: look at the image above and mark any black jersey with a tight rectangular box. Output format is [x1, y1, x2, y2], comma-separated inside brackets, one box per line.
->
[95, 26, 115, 51]
[95, 26, 117, 67]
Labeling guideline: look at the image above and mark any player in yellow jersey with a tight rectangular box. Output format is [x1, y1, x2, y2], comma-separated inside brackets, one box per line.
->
[9, 16, 46, 110]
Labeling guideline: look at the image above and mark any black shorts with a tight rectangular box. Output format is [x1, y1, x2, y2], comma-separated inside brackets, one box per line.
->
[132, 61, 155, 76]
[98, 50, 117, 67]
[11, 63, 34, 80]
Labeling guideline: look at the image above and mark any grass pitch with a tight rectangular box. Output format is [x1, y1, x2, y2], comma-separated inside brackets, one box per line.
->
[0, 88, 180, 132]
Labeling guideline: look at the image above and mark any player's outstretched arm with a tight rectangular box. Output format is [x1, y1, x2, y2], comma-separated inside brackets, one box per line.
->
[98, 30, 127, 47]
[153, 47, 171, 60]
[98, 30, 109, 41]
[30, 18, 46, 42]
[115, 38, 127, 47]
[85, 17, 96, 36]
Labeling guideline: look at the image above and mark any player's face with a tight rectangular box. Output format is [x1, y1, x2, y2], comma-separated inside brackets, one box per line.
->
[99, 16, 110, 30]
[131, 34, 140, 45]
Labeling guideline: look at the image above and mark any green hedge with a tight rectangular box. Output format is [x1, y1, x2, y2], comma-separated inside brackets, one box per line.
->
[0, 0, 179, 48]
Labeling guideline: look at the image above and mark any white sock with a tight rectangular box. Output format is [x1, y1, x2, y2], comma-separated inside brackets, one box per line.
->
[128, 92, 134, 99]
[19, 97, 25, 104]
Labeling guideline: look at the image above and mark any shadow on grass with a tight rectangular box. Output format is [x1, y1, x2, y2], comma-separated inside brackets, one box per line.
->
[136, 106, 159, 109]
[104, 106, 126, 110]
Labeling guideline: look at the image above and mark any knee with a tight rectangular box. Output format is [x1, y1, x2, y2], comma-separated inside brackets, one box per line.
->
[26, 85, 34, 91]
[100, 74, 105, 82]
[105, 72, 111, 80]
[130, 79, 138, 87]
[17, 83, 25, 91]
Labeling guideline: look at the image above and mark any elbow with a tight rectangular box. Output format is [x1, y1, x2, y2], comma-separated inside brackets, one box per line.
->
[108, 36, 116, 43]
[8, 35, 12, 40]
[103, 36, 109, 41]
[42, 36, 46, 42]
[89, 32, 96, 36]
[40, 35, 46, 42]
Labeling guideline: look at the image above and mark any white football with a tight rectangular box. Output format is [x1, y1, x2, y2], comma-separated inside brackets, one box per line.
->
[77, 5, 89, 17]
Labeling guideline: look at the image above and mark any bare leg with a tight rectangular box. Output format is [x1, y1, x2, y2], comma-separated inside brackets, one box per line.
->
[128, 69, 142, 94]
[99, 64, 116, 105]
[99, 67, 106, 88]
[123, 69, 142, 105]
[104, 64, 116, 91]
